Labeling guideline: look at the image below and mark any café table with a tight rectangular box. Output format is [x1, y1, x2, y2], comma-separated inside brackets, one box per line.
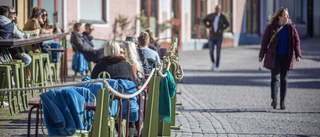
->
[0, 33, 69, 83]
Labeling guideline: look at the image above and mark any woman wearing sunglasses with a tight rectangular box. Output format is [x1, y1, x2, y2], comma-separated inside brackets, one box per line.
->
[40, 9, 61, 33]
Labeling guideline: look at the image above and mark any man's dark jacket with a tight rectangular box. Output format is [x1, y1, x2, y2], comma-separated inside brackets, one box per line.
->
[70, 32, 103, 63]
[202, 12, 230, 39]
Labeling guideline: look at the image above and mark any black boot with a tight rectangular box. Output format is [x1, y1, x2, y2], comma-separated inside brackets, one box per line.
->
[280, 100, 286, 110]
[271, 99, 277, 109]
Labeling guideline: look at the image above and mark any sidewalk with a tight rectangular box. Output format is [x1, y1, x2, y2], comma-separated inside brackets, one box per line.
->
[0, 38, 319, 136]
[172, 37, 320, 136]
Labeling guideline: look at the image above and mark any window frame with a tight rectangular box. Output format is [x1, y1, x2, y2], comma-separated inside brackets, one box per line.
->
[190, 0, 207, 39]
[79, 0, 108, 24]
[246, 0, 260, 36]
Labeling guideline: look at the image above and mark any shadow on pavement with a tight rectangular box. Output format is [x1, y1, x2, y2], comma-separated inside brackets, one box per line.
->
[182, 68, 320, 89]
[182, 75, 270, 87]
[178, 108, 320, 114]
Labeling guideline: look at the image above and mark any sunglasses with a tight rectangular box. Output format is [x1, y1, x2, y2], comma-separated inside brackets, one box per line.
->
[41, 13, 48, 16]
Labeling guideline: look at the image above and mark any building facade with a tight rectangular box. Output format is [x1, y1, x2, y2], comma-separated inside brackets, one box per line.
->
[1, 0, 319, 50]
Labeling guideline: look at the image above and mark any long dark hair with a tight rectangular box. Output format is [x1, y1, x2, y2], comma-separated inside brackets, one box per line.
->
[29, 7, 41, 19]
[41, 8, 49, 28]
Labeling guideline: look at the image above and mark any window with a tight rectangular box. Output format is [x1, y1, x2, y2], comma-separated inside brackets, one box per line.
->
[294, 0, 306, 24]
[28, 0, 64, 29]
[140, 0, 158, 36]
[218, 0, 232, 33]
[80, 0, 107, 24]
[191, 0, 207, 39]
[246, 0, 260, 35]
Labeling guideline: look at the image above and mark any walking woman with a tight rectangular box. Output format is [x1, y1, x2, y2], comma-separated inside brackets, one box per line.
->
[259, 7, 301, 110]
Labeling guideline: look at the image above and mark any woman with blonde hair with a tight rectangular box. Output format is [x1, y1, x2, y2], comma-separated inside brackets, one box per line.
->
[123, 41, 143, 73]
[144, 28, 159, 53]
[91, 41, 138, 86]
[259, 7, 301, 110]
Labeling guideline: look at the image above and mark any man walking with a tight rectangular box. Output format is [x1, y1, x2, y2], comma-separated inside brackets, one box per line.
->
[203, 5, 229, 71]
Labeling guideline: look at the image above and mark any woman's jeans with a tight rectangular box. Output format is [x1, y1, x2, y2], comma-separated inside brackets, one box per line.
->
[271, 55, 289, 102]
[209, 39, 222, 67]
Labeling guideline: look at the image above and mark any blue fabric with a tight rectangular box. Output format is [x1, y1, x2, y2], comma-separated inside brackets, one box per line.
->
[62, 87, 92, 131]
[209, 38, 222, 67]
[0, 22, 14, 39]
[276, 25, 288, 55]
[158, 70, 176, 124]
[40, 88, 85, 136]
[140, 47, 161, 70]
[82, 33, 95, 47]
[118, 79, 139, 122]
[80, 77, 119, 116]
[148, 44, 158, 53]
[72, 51, 89, 75]
[43, 42, 61, 62]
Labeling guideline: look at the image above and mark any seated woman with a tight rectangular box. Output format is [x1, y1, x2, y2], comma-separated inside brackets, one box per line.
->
[91, 41, 138, 86]
[123, 41, 144, 85]
[40, 8, 61, 62]
[23, 7, 53, 53]
[40, 8, 62, 33]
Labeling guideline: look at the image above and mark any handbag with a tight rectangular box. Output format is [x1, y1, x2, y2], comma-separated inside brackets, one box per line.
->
[265, 24, 286, 61]
[267, 24, 285, 49]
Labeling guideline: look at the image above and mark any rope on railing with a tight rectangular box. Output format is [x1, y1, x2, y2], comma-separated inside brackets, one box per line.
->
[0, 68, 155, 99]
[0, 36, 184, 97]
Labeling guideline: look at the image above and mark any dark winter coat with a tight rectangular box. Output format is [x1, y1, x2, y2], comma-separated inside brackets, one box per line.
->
[259, 22, 302, 70]
[91, 56, 138, 86]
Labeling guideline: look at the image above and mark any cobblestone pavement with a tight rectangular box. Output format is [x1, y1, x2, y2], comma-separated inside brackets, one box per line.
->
[172, 38, 320, 137]
[1, 38, 319, 137]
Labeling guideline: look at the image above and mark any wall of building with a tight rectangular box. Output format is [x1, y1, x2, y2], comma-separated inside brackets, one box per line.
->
[65, 0, 139, 42]
[314, 0, 320, 37]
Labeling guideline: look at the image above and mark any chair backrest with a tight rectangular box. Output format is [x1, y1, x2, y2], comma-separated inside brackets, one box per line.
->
[71, 43, 79, 52]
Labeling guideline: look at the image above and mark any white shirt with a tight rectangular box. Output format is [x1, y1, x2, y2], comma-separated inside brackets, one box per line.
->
[212, 12, 221, 32]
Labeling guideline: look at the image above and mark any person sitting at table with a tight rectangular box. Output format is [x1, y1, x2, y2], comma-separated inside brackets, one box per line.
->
[70, 23, 104, 63]
[126, 36, 149, 76]
[138, 32, 161, 70]
[40, 8, 62, 63]
[91, 41, 138, 86]
[23, 7, 53, 54]
[40, 8, 62, 33]
[82, 23, 94, 47]
[0, 5, 32, 66]
[145, 28, 160, 54]
[123, 41, 144, 84]
[6, 6, 39, 35]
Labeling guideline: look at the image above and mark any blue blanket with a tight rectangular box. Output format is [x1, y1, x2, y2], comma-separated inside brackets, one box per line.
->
[40, 88, 85, 136]
[118, 79, 139, 122]
[72, 52, 89, 75]
[80, 77, 119, 116]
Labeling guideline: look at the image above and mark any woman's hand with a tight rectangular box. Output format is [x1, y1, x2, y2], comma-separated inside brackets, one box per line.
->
[296, 57, 301, 61]
[259, 58, 262, 62]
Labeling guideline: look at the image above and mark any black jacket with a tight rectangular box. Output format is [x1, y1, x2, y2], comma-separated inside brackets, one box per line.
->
[91, 56, 138, 86]
[137, 47, 149, 75]
[202, 12, 230, 39]
[70, 32, 94, 53]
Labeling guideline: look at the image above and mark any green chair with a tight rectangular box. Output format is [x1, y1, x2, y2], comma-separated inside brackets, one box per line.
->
[0, 49, 27, 112]
[0, 56, 19, 115]
[26, 45, 46, 93]
[42, 44, 61, 83]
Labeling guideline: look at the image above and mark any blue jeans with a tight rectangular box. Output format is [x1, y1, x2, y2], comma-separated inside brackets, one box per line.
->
[43, 42, 61, 62]
[209, 39, 222, 67]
